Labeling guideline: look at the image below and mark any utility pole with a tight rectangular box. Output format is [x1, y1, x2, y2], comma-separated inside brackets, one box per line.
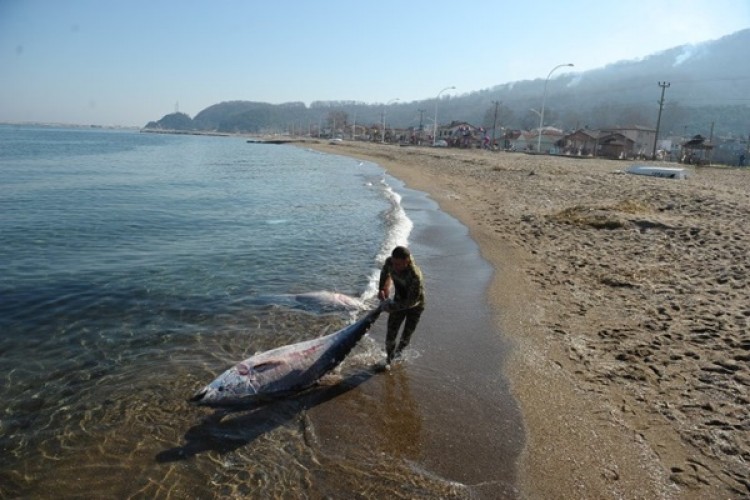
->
[653, 81, 670, 160]
[491, 100, 500, 149]
[417, 109, 426, 144]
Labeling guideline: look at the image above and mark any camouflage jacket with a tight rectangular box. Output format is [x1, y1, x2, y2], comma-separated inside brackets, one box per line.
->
[378, 256, 425, 311]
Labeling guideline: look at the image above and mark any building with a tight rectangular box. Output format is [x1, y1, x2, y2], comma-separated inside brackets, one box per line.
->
[437, 121, 484, 148]
[563, 129, 600, 156]
[607, 126, 656, 158]
[597, 132, 635, 159]
[562, 125, 656, 159]
[680, 135, 714, 165]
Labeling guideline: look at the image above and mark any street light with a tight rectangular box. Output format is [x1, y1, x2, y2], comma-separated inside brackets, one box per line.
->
[382, 98, 399, 144]
[537, 63, 574, 153]
[433, 86, 456, 146]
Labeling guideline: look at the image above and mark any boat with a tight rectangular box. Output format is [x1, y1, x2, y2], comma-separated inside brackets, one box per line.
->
[626, 165, 688, 180]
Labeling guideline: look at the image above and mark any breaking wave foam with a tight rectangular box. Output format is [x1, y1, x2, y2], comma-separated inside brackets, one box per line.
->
[361, 176, 413, 302]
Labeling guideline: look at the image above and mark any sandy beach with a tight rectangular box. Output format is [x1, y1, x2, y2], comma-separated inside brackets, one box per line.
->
[306, 140, 750, 499]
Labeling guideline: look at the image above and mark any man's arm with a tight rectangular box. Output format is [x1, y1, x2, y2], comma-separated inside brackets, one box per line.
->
[378, 259, 392, 301]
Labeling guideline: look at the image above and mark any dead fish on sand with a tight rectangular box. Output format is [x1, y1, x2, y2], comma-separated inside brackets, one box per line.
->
[190, 302, 386, 407]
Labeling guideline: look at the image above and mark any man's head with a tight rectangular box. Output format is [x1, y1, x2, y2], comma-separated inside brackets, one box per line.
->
[391, 246, 411, 272]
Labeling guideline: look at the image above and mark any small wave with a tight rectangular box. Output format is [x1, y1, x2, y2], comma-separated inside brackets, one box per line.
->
[379, 177, 413, 257]
[362, 176, 413, 301]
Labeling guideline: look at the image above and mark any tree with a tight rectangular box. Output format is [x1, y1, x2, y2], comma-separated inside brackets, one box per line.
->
[326, 111, 348, 136]
[482, 102, 516, 131]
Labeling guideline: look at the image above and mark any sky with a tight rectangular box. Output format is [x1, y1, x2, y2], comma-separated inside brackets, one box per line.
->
[1, 0, 749, 127]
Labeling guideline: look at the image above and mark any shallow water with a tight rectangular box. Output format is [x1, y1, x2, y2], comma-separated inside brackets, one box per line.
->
[1, 127, 522, 498]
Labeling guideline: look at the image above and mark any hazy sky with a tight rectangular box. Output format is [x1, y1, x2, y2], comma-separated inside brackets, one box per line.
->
[2, 0, 748, 126]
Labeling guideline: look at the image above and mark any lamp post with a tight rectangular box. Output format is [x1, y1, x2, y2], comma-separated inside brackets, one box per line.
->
[382, 98, 399, 144]
[417, 108, 426, 144]
[433, 86, 456, 146]
[537, 63, 573, 153]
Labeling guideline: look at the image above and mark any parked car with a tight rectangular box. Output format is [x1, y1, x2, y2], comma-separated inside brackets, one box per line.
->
[433, 139, 448, 147]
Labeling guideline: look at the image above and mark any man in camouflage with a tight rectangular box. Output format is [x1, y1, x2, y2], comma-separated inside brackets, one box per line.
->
[378, 246, 425, 364]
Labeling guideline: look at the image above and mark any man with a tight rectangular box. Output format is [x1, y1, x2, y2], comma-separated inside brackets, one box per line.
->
[378, 246, 425, 364]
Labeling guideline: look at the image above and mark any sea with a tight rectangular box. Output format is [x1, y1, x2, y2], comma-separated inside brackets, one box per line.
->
[0, 125, 522, 498]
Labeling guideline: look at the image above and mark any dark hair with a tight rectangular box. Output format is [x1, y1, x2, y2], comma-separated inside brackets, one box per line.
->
[391, 246, 411, 259]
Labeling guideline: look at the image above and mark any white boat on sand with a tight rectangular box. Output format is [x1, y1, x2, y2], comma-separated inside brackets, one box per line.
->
[626, 165, 688, 180]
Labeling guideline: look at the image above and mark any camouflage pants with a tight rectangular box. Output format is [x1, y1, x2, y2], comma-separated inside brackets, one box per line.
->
[385, 307, 424, 361]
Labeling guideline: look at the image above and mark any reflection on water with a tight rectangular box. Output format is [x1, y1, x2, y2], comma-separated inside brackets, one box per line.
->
[380, 366, 422, 460]
[157, 368, 377, 463]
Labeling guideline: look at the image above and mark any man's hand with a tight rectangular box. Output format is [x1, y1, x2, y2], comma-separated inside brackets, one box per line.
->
[380, 299, 393, 313]
[378, 289, 388, 301]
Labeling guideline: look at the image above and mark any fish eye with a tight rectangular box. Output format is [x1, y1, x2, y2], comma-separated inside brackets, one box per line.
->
[218, 386, 225, 392]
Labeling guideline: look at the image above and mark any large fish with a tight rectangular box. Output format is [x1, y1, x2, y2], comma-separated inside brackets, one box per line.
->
[246, 290, 365, 313]
[190, 302, 385, 407]
[268, 291, 365, 312]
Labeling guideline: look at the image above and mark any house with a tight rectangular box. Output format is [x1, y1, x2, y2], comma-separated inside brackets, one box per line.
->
[563, 129, 600, 156]
[437, 121, 484, 148]
[505, 130, 536, 151]
[562, 125, 656, 159]
[597, 132, 635, 159]
[533, 127, 565, 153]
[606, 126, 656, 159]
[502, 130, 522, 150]
[680, 135, 714, 165]
[658, 136, 684, 161]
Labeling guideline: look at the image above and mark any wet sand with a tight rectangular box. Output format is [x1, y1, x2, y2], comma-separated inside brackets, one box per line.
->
[305, 170, 523, 498]
[307, 141, 750, 499]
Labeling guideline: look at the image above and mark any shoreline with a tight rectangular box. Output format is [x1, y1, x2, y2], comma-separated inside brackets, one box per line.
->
[305, 141, 750, 499]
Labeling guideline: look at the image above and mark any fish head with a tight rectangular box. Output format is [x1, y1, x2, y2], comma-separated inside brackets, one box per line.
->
[189, 362, 260, 406]
[189, 358, 289, 406]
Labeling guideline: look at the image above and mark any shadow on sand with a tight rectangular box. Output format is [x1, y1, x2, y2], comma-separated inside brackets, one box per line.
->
[156, 366, 382, 463]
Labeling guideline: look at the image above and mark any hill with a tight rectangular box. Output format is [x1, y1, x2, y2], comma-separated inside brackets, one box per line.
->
[144, 29, 750, 138]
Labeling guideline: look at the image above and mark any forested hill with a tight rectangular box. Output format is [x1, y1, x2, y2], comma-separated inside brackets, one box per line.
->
[144, 29, 750, 137]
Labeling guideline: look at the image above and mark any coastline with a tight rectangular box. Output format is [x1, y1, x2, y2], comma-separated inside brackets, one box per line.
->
[304, 141, 750, 499]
